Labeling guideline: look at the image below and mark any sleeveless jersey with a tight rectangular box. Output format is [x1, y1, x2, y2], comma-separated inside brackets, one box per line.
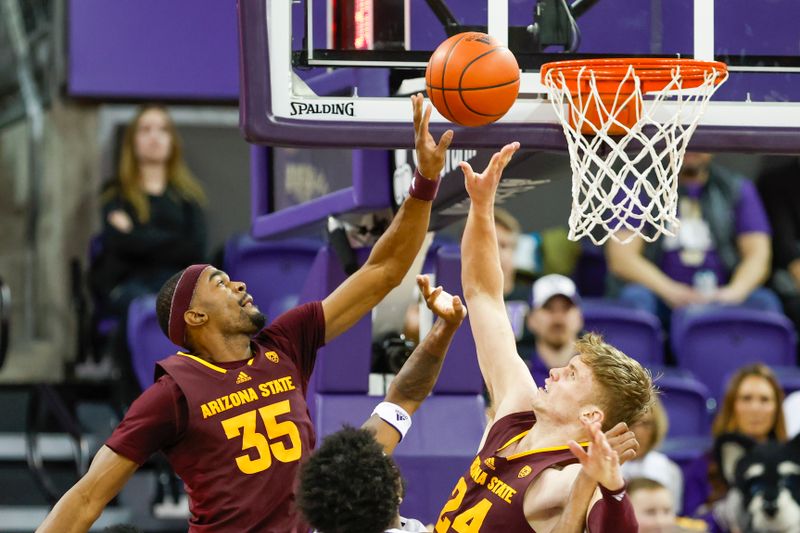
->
[434, 411, 583, 533]
[156, 341, 315, 532]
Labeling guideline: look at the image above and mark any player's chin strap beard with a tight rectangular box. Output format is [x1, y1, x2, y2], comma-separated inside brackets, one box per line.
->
[168, 264, 211, 347]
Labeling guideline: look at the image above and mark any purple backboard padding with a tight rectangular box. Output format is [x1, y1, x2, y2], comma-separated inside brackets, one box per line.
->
[655, 369, 713, 438]
[249, 146, 391, 240]
[300, 247, 372, 395]
[69, 0, 239, 99]
[582, 302, 665, 367]
[315, 394, 485, 523]
[671, 307, 798, 400]
[432, 246, 484, 395]
[127, 295, 181, 390]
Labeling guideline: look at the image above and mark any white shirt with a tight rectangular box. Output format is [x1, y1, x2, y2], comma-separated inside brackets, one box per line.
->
[386, 516, 428, 532]
[621, 450, 684, 513]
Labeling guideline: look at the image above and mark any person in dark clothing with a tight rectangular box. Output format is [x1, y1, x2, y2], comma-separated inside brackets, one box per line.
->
[758, 158, 800, 358]
[92, 104, 207, 316]
[89, 104, 207, 404]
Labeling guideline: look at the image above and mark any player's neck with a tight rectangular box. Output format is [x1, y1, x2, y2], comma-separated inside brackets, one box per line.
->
[189, 332, 253, 363]
[519, 415, 582, 451]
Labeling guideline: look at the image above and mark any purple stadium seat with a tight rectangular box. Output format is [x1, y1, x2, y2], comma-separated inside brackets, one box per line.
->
[655, 369, 715, 438]
[671, 306, 798, 400]
[224, 235, 321, 318]
[301, 244, 486, 523]
[127, 295, 181, 389]
[581, 300, 665, 367]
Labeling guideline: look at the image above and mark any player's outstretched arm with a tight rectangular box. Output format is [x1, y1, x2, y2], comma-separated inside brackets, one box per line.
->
[322, 95, 453, 344]
[363, 275, 466, 454]
[37, 445, 139, 533]
[459, 142, 535, 417]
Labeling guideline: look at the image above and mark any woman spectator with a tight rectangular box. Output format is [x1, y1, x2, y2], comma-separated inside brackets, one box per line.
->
[685, 364, 787, 532]
[91, 104, 206, 401]
[622, 396, 684, 513]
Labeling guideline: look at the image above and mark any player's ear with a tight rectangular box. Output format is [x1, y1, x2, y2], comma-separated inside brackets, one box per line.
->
[184, 308, 208, 327]
[581, 407, 604, 426]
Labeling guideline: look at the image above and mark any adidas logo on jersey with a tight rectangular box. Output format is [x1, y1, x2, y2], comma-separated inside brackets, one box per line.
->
[484, 457, 496, 470]
[236, 371, 252, 384]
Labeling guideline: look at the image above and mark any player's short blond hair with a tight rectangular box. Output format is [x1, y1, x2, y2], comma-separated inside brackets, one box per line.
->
[576, 332, 656, 431]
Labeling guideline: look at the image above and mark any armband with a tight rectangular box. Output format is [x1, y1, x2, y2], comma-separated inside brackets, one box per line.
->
[372, 402, 412, 441]
[408, 169, 440, 201]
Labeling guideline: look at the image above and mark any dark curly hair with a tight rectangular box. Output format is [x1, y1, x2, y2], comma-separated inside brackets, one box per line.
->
[156, 269, 185, 338]
[297, 425, 403, 533]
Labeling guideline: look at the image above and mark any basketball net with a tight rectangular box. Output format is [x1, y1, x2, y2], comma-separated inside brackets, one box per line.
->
[543, 62, 728, 245]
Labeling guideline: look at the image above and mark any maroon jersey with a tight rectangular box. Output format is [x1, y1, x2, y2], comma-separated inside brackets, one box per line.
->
[106, 302, 325, 533]
[434, 412, 584, 533]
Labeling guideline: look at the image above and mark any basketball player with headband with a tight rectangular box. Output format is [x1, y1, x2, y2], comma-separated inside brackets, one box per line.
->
[37, 94, 453, 533]
[434, 142, 656, 532]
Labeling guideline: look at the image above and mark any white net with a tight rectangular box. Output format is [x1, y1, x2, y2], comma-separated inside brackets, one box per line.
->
[543, 61, 728, 245]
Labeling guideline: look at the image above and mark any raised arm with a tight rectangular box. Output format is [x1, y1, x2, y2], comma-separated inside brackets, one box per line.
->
[363, 275, 466, 454]
[459, 142, 535, 419]
[322, 95, 453, 343]
[37, 446, 139, 533]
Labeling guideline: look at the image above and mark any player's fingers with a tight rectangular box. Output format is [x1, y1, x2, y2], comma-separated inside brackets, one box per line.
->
[412, 94, 422, 132]
[605, 422, 629, 439]
[619, 449, 637, 463]
[568, 440, 588, 463]
[420, 103, 433, 137]
[459, 161, 475, 181]
[428, 286, 443, 306]
[416, 274, 430, 293]
[436, 129, 454, 152]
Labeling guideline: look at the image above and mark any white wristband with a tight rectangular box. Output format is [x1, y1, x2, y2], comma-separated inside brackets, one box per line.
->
[372, 402, 412, 441]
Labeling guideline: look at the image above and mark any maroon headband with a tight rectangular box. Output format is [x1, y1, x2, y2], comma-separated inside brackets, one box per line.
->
[168, 264, 211, 346]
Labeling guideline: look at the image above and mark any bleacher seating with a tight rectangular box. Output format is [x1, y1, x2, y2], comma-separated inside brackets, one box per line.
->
[582, 299, 665, 367]
[671, 306, 797, 400]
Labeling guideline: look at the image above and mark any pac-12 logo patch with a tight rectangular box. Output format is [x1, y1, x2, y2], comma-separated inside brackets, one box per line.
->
[518, 465, 532, 478]
[265, 351, 279, 363]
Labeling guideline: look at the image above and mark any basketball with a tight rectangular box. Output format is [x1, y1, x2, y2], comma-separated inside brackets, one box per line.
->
[425, 32, 520, 127]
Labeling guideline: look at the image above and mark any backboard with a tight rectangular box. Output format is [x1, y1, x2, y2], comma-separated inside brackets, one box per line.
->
[238, 0, 800, 152]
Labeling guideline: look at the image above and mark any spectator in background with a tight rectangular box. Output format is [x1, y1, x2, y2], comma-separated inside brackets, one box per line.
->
[629, 478, 709, 533]
[758, 157, 800, 358]
[622, 396, 684, 513]
[524, 274, 583, 384]
[494, 208, 535, 345]
[685, 364, 787, 530]
[90, 104, 207, 401]
[606, 153, 780, 325]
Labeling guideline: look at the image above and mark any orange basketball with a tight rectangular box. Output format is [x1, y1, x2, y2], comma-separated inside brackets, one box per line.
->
[426, 32, 520, 127]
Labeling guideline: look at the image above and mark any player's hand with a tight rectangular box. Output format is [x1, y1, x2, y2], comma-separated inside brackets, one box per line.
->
[603, 422, 639, 465]
[412, 93, 453, 180]
[107, 210, 133, 233]
[417, 274, 467, 327]
[460, 141, 520, 210]
[568, 417, 625, 492]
